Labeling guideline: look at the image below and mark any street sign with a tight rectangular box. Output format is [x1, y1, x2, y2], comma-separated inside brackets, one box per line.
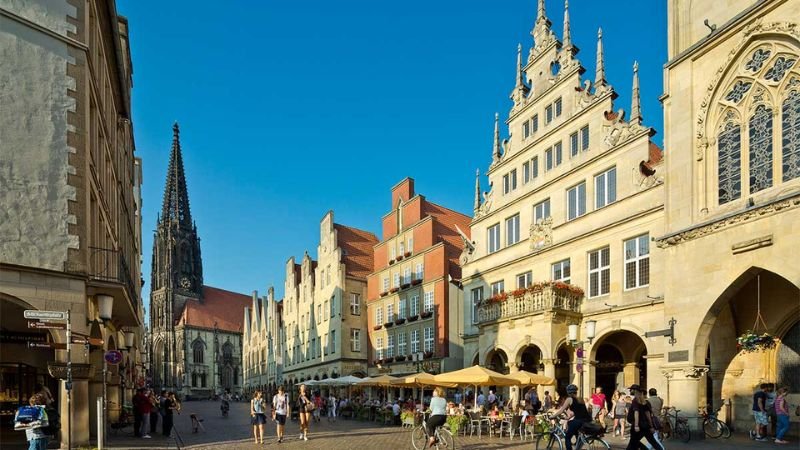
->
[28, 342, 67, 350]
[70, 336, 104, 346]
[104, 350, 123, 365]
[24, 310, 67, 321]
[28, 321, 67, 330]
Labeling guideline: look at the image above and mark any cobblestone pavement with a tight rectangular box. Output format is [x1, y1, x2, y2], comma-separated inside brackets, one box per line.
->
[106, 401, 784, 450]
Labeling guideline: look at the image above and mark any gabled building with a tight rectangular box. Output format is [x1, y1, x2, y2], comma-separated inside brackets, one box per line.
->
[242, 287, 283, 396]
[366, 178, 472, 377]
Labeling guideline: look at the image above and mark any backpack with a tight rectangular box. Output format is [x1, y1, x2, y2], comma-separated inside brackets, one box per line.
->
[14, 406, 48, 430]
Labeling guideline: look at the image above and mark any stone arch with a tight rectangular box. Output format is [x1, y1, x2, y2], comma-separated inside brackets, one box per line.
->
[510, 336, 551, 364]
[589, 329, 649, 396]
[482, 343, 513, 367]
[515, 344, 544, 373]
[485, 348, 509, 374]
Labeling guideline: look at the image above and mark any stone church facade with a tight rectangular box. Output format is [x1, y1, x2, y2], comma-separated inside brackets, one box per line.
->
[149, 124, 251, 398]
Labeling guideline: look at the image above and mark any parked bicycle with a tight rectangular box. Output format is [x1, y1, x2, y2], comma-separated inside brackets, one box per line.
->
[700, 405, 730, 438]
[411, 416, 455, 450]
[660, 407, 691, 443]
[535, 413, 611, 450]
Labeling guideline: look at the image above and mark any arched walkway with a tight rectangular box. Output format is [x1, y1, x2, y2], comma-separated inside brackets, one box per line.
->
[590, 330, 647, 396]
[517, 344, 543, 373]
[486, 348, 509, 374]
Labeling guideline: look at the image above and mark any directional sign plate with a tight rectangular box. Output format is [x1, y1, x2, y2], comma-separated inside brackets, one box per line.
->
[24, 310, 66, 321]
[28, 321, 67, 330]
[28, 342, 67, 350]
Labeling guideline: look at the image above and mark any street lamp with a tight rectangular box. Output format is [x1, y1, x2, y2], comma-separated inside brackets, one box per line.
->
[568, 320, 596, 396]
[97, 294, 114, 321]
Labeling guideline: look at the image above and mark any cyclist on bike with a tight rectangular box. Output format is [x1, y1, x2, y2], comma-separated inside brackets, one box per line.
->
[550, 384, 591, 450]
[427, 387, 447, 448]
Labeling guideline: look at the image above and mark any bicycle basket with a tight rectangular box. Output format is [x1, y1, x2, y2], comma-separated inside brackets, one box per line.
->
[581, 421, 605, 436]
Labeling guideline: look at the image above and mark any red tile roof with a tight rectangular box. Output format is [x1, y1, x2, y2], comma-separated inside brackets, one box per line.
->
[334, 223, 378, 279]
[424, 201, 472, 280]
[647, 141, 664, 165]
[177, 285, 251, 333]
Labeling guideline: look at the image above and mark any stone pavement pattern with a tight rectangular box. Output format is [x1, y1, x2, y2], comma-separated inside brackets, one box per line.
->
[105, 401, 779, 450]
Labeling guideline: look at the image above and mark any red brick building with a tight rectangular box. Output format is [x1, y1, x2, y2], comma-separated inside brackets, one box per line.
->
[366, 178, 471, 376]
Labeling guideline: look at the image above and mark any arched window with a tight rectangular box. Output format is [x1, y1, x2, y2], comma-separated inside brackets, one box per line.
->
[749, 103, 774, 193]
[783, 89, 800, 181]
[192, 340, 204, 364]
[222, 342, 233, 364]
[718, 121, 742, 204]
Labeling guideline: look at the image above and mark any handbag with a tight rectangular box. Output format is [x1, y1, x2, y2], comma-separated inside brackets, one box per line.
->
[305, 400, 316, 413]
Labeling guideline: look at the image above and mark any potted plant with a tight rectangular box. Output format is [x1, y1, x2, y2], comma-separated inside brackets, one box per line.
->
[395, 317, 406, 325]
[446, 414, 468, 434]
[511, 288, 528, 299]
[389, 259, 395, 265]
[404, 251, 412, 257]
[407, 314, 419, 322]
[396, 254, 404, 261]
[401, 409, 416, 427]
[401, 283, 411, 289]
[394, 355, 406, 362]
[487, 291, 508, 303]
[411, 279, 422, 285]
[420, 310, 432, 319]
[737, 330, 777, 353]
[384, 321, 394, 328]
[380, 291, 389, 297]
[423, 351, 434, 359]
[390, 287, 400, 293]
[373, 324, 382, 330]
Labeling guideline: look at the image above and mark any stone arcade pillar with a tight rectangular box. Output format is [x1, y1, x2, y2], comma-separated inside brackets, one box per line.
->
[663, 364, 708, 438]
[539, 358, 557, 398]
[507, 362, 520, 407]
[624, 362, 640, 387]
[60, 376, 90, 448]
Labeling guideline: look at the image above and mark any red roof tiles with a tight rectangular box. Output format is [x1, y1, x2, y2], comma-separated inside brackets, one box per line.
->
[334, 224, 378, 279]
[177, 285, 251, 333]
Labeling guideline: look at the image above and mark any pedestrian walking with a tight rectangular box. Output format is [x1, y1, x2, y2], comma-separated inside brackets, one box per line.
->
[775, 386, 791, 445]
[612, 391, 627, 438]
[766, 383, 777, 437]
[272, 386, 290, 443]
[327, 393, 337, 422]
[751, 383, 770, 441]
[133, 388, 152, 438]
[250, 390, 267, 444]
[543, 390, 553, 411]
[162, 391, 178, 438]
[590, 387, 607, 428]
[297, 384, 312, 441]
[313, 393, 323, 422]
[645, 388, 664, 449]
[132, 388, 144, 438]
[14, 393, 49, 450]
[625, 384, 663, 450]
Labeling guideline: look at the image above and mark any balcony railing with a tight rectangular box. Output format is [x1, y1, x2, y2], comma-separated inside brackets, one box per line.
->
[66, 247, 138, 303]
[476, 283, 583, 325]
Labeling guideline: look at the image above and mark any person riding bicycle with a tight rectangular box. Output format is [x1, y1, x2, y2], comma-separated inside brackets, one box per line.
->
[427, 387, 447, 448]
[550, 384, 591, 450]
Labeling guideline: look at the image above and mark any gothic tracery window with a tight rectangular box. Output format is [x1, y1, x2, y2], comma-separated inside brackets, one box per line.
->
[749, 104, 774, 193]
[783, 89, 800, 181]
[718, 121, 742, 204]
[193, 340, 204, 364]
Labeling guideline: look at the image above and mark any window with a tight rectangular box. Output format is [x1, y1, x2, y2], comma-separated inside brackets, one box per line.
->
[410, 295, 419, 316]
[399, 297, 407, 319]
[318, 305, 322, 323]
[505, 214, 520, 246]
[376, 337, 384, 359]
[382, 277, 389, 292]
[516, 271, 533, 288]
[532, 156, 539, 179]
[330, 295, 336, 318]
[532, 114, 539, 132]
[545, 104, 553, 124]
[503, 174, 510, 194]
[423, 291, 434, 313]
[403, 267, 411, 284]
[570, 132, 579, 157]
[326, 265, 331, 285]
[390, 247, 396, 260]
[399, 242, 405, 256]
[624, 234, 650, 289]
[749, 104, 774, 193]
[554, 142, 563, 166]
[398, 332, 407, 355]
[490, 280, 504, 296]
[330, 330, 336, 353]
[415, 263, 424, 280]
[411, 330, 420, 354]
[783, 90, 800, 181]
[318, 339, 322, 358]
[310, 338, 316, 358]
[350, 293, 361, 315]
[376, 305, 383, 325]
[581, 125, 590, 151]
[471, 287, 483, 324]
[387, 303, 394, 322]
[545, 147, 553, 171]
[534, 199, 551, 223]
[510, 169, 517, 190]
[408, 237, 414, 253]
[487, 223, 500, 253]
[424, 327, 434, 353]
[552, 259, 571, 283]
[555, 97, 563, 117]
[588, 247, 611, 297]
[503, 170, 517, 194]
[523, 161, 530, 184]
[323, 300, 328, 321]
[523, 121, 530, 139]
[320, 269, 325, 287]
[350, 328, 361, 353]
[567, 182, 586, 220]
[718, 121, 742, 204]
[387, 334, 394, 358]
[393, 273, 400, 288]
[594, 167, 617, 208]
[192, 340, 204, 364]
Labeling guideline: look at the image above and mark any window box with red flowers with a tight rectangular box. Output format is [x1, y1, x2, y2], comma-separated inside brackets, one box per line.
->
[404, 251, 412, 257]
[511, 288, 528, 299]
[396, 254, 404, 261]
[389, 287, 400, 293]
[407, 315, 419, 322]
[401, 283, 411, 290]
[384, 322, 394, 328]
[411, 279, 422, 286]
[420, 311, 433, 319]
[423, 351, 434, 359]
[389, 259, 396, 265]
[394, 355, 407, 362]
[380, 291, 389, 297]
[395, 318, 406, 325]
[486, 292, 508, 304]
[373, 324, 382, 331]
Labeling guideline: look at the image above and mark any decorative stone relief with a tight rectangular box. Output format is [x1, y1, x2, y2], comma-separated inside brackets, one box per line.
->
[529, 216, 553, 250]
[602, 109, 649, 149]
[683, 366, 710, 379]
[455, 224, 476, 265]
[656, 194, 800, 248]
[475, 187, 494, 219]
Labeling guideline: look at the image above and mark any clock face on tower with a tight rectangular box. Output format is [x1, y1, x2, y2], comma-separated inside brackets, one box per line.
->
[180, 276, 191, 289]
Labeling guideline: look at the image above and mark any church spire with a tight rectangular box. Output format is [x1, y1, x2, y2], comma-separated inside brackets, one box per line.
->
[530, 0, 555, 58]
[562, 0, 572, 50]
[492, 113, 502, 163]
[595, 28, 606, 87]
[474, 169, 481, 212]
[516, 43, 525, 88]
[161, 122, 193, 228]
[630, 61, 642, 125]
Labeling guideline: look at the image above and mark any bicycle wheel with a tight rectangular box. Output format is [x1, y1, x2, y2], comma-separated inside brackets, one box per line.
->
[720, 421, 731, 439]
[703, 418, 723, 438]
[535, 433, 564, 450]
[583, 436, 611, 450]
[411, 426, 428, 450]
[676, 421, 691, 443]
[435, 428, 455, 449]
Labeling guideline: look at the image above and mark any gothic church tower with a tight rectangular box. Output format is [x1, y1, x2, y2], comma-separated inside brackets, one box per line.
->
[150, 123, 203, 389]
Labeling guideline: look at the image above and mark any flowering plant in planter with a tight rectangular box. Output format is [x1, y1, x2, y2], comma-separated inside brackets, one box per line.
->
[737, 330, 777, 353]
[420, 311, 433, 319]
[411, 279, 422, 285]
[396, 255, 404, 261]
[407, 315, 419, 322]
[395, 318, 406, 325]
[373, 324, 382, 331]
[487, 292, 508, 303]
[384, 321, 394, 328]
[423, 351, 434, 359]
[401, 283, 410, 289]
[389, 287, 400, 293]
[389, 259, 395, 265]
[380, 291, 389, 297]
[404, 251, 412, 257]
[394, 355, 406, 362]
[511, 288, 528, 299]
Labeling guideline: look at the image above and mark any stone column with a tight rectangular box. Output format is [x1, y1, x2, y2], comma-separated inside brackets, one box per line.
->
[663, 365, 708, 438]
[507, 362, 520, 407]
[623, 362, 640, 387]
[60, 377, 90, 449]
[539, 358, 556, 398]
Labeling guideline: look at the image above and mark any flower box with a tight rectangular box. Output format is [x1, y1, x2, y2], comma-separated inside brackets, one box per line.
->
[384, 322, 394, 328]
[389, 259, 396, 265]
[382, 358, 393, 364]
[373, 324, 382, 331]
[511, 288, 528, 299]
[395, 318, 406, 325]
[487, 291, 508, 303]
[401, 283, 411, 289]
[404, 251, 412, 257]
[389, 287, 400, 293]
[420, 311, 433, 319]
[396, 255, 404, 261]
[394, 355, 406, 362]
[411, 279, 422, 285]
[380, 291, 389, 297]
[737, 331, 777, 353]
[407, 315, 419, 322]
[423, 351, 434, 359]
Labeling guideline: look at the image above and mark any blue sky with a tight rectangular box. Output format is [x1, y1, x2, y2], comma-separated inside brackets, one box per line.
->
[122, 0, 667, 315]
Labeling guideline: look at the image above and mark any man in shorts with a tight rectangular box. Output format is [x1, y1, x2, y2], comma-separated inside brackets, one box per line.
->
[751, 383, 770, 441]
[272, 386, 290, 443]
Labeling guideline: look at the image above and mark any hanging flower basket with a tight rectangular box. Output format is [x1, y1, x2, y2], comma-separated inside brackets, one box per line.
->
[736, 330, 777, 353]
